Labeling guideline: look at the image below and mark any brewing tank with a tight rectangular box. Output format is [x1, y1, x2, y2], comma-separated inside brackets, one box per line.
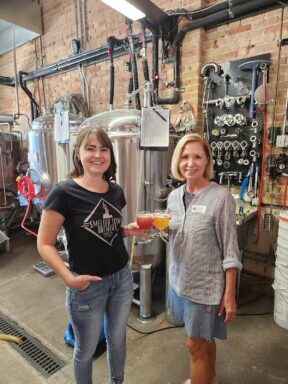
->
[27, 108, 83, 210]
[80, 109, 177, 269]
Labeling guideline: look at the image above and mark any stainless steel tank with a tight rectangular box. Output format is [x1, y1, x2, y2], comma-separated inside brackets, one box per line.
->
[27, 108, 83, 210]
[80, 109, 177, 270]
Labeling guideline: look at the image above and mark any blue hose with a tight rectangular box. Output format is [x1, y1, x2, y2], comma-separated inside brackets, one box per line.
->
[239, 177, 249, 201]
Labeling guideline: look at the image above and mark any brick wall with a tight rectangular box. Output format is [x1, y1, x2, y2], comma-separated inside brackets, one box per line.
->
[0, 0, 288, 256]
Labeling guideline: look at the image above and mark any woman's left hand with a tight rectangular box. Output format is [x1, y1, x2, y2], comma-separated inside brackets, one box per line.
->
[121, 222, 150, 238]
[218, 292, 237, 324]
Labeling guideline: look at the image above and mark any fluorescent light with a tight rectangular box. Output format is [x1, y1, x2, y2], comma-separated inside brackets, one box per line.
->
[101, 0, 145, 21]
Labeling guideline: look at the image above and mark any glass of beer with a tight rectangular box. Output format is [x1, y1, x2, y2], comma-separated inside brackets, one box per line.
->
[136, 211, 154, 230]
[153, 209, 170, 237]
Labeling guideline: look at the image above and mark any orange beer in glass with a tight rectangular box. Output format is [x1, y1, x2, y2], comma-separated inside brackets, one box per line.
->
[153, 209, 170, 235]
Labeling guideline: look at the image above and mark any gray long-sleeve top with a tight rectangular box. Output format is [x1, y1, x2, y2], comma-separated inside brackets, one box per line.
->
[167, 182, 242, 305]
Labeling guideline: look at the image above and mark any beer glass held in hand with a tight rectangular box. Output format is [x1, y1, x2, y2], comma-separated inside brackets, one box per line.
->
[153, 209, 170, 237]
[136, 211, 154, 229]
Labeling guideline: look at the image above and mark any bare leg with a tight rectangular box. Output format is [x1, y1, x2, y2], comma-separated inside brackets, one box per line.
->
[186, 337, 212, 384]
[208, 340, 217, 383]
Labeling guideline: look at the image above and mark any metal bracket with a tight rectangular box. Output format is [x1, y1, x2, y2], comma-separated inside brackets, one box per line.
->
[278, 38, 288, 47]
[228, 0, 234, 18]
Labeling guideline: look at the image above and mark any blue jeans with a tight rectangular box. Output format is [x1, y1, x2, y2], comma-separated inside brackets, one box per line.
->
[66, 264, 133, 384]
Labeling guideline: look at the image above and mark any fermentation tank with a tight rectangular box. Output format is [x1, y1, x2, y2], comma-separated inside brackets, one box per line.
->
[80, 109, 177, 270]
[27, 108, 83, 211]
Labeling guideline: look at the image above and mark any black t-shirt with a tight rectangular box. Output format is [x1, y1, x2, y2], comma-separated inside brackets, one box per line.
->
[44, 179, 129, 277]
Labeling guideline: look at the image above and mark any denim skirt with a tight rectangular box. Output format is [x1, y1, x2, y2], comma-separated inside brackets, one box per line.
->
[167, 287, 227, 342]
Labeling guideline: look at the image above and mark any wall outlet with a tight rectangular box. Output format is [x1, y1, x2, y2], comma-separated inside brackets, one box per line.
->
[276, 134, 288, 148]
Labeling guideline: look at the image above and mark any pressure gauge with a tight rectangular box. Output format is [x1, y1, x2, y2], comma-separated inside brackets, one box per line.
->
[71, 39, 81, 54]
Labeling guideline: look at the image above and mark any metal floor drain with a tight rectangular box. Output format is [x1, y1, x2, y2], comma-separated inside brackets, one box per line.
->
[0, 311, 66, 377]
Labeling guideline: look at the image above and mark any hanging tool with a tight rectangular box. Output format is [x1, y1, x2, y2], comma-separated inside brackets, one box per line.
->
[255, 63, 269, 242]
[239, 59, 271, 119]
[251, 165, 259, 206]
[200, 62, 221, 141]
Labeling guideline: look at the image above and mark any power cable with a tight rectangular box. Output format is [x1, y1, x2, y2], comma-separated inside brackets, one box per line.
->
[127, 322, 183, 336]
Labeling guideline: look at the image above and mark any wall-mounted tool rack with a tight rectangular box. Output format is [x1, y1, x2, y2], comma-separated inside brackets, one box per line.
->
[201, 54, 271, 195]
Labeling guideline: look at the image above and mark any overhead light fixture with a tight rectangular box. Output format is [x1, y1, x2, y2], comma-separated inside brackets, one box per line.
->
[100, 0, 146, 21]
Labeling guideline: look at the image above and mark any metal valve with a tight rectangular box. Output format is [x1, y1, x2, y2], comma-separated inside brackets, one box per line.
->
[224, 96, 235, 109]
[223, 161, 230, 169]
[251, 120, 259, 128]
[240, 140, 248, 149]
[234, 113, 247, 126]
[212, 129, 220, 136]
[223, 141, 231, 150]
[216, 159, 223, 166]
[236, 95, 247, 106]
[215, 99, 224, 108]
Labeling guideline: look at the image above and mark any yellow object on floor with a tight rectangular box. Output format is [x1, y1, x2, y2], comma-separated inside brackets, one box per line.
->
[0, 334, 22, 344]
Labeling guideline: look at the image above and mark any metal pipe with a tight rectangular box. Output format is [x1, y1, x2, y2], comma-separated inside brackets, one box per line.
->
[175, 0, 287, 45]
[168, 0, 251, 19]
[12, 28, 20, 117]
[0, 145, 7, 206]
[0, 115, 14, 123]
[126, 19, 141, 110]
[152, 33, 180, 105]
[140, 23, 150, 81]
[137, 264, 155, 322]
[18, 71, 40, 120]
[107, 36, 115, 110]
[17, 35, 148, 84]
[0, 76, 14, 86]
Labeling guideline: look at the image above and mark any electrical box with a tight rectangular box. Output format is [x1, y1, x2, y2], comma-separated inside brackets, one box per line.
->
[276, 134, 288, 148]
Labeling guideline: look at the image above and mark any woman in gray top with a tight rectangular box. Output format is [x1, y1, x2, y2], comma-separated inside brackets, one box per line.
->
[167, 133, 242, 384]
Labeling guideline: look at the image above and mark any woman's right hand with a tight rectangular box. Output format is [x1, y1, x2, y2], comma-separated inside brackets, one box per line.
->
[68, 275, 102, 291]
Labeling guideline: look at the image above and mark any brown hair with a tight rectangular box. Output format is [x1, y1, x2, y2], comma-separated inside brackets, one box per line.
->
[69, 126, 117, 181]
[171, 133, 213, 181]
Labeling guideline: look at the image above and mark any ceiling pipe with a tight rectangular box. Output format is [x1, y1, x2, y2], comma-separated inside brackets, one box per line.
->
[151, 33, 180, 105]
[175, 0, 288, 45]
[2, 35, 148, 85]
[168, 0, 250, 19]
[0, 76, 14, 86]
[18, 71, 40, 120]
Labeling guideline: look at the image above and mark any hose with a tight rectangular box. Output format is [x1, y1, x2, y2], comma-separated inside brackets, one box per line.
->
[0, 334, 22, 344]
[17, 175, 43, 237]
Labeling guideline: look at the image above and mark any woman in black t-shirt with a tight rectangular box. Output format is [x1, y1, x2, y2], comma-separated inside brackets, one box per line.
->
[38, 126, 145, 384]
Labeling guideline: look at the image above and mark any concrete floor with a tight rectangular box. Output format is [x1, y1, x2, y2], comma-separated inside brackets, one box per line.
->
[0, 231, 288, 384]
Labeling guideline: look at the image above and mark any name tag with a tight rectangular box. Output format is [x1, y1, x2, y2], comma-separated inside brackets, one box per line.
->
[191, 205, 207, 214]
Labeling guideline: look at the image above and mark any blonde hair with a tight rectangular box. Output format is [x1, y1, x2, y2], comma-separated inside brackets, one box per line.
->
[171, 133, 213, 181]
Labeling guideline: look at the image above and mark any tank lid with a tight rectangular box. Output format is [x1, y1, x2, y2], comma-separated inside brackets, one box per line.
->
[31, 112, 83, 130]
[80, 109, 141, 133]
